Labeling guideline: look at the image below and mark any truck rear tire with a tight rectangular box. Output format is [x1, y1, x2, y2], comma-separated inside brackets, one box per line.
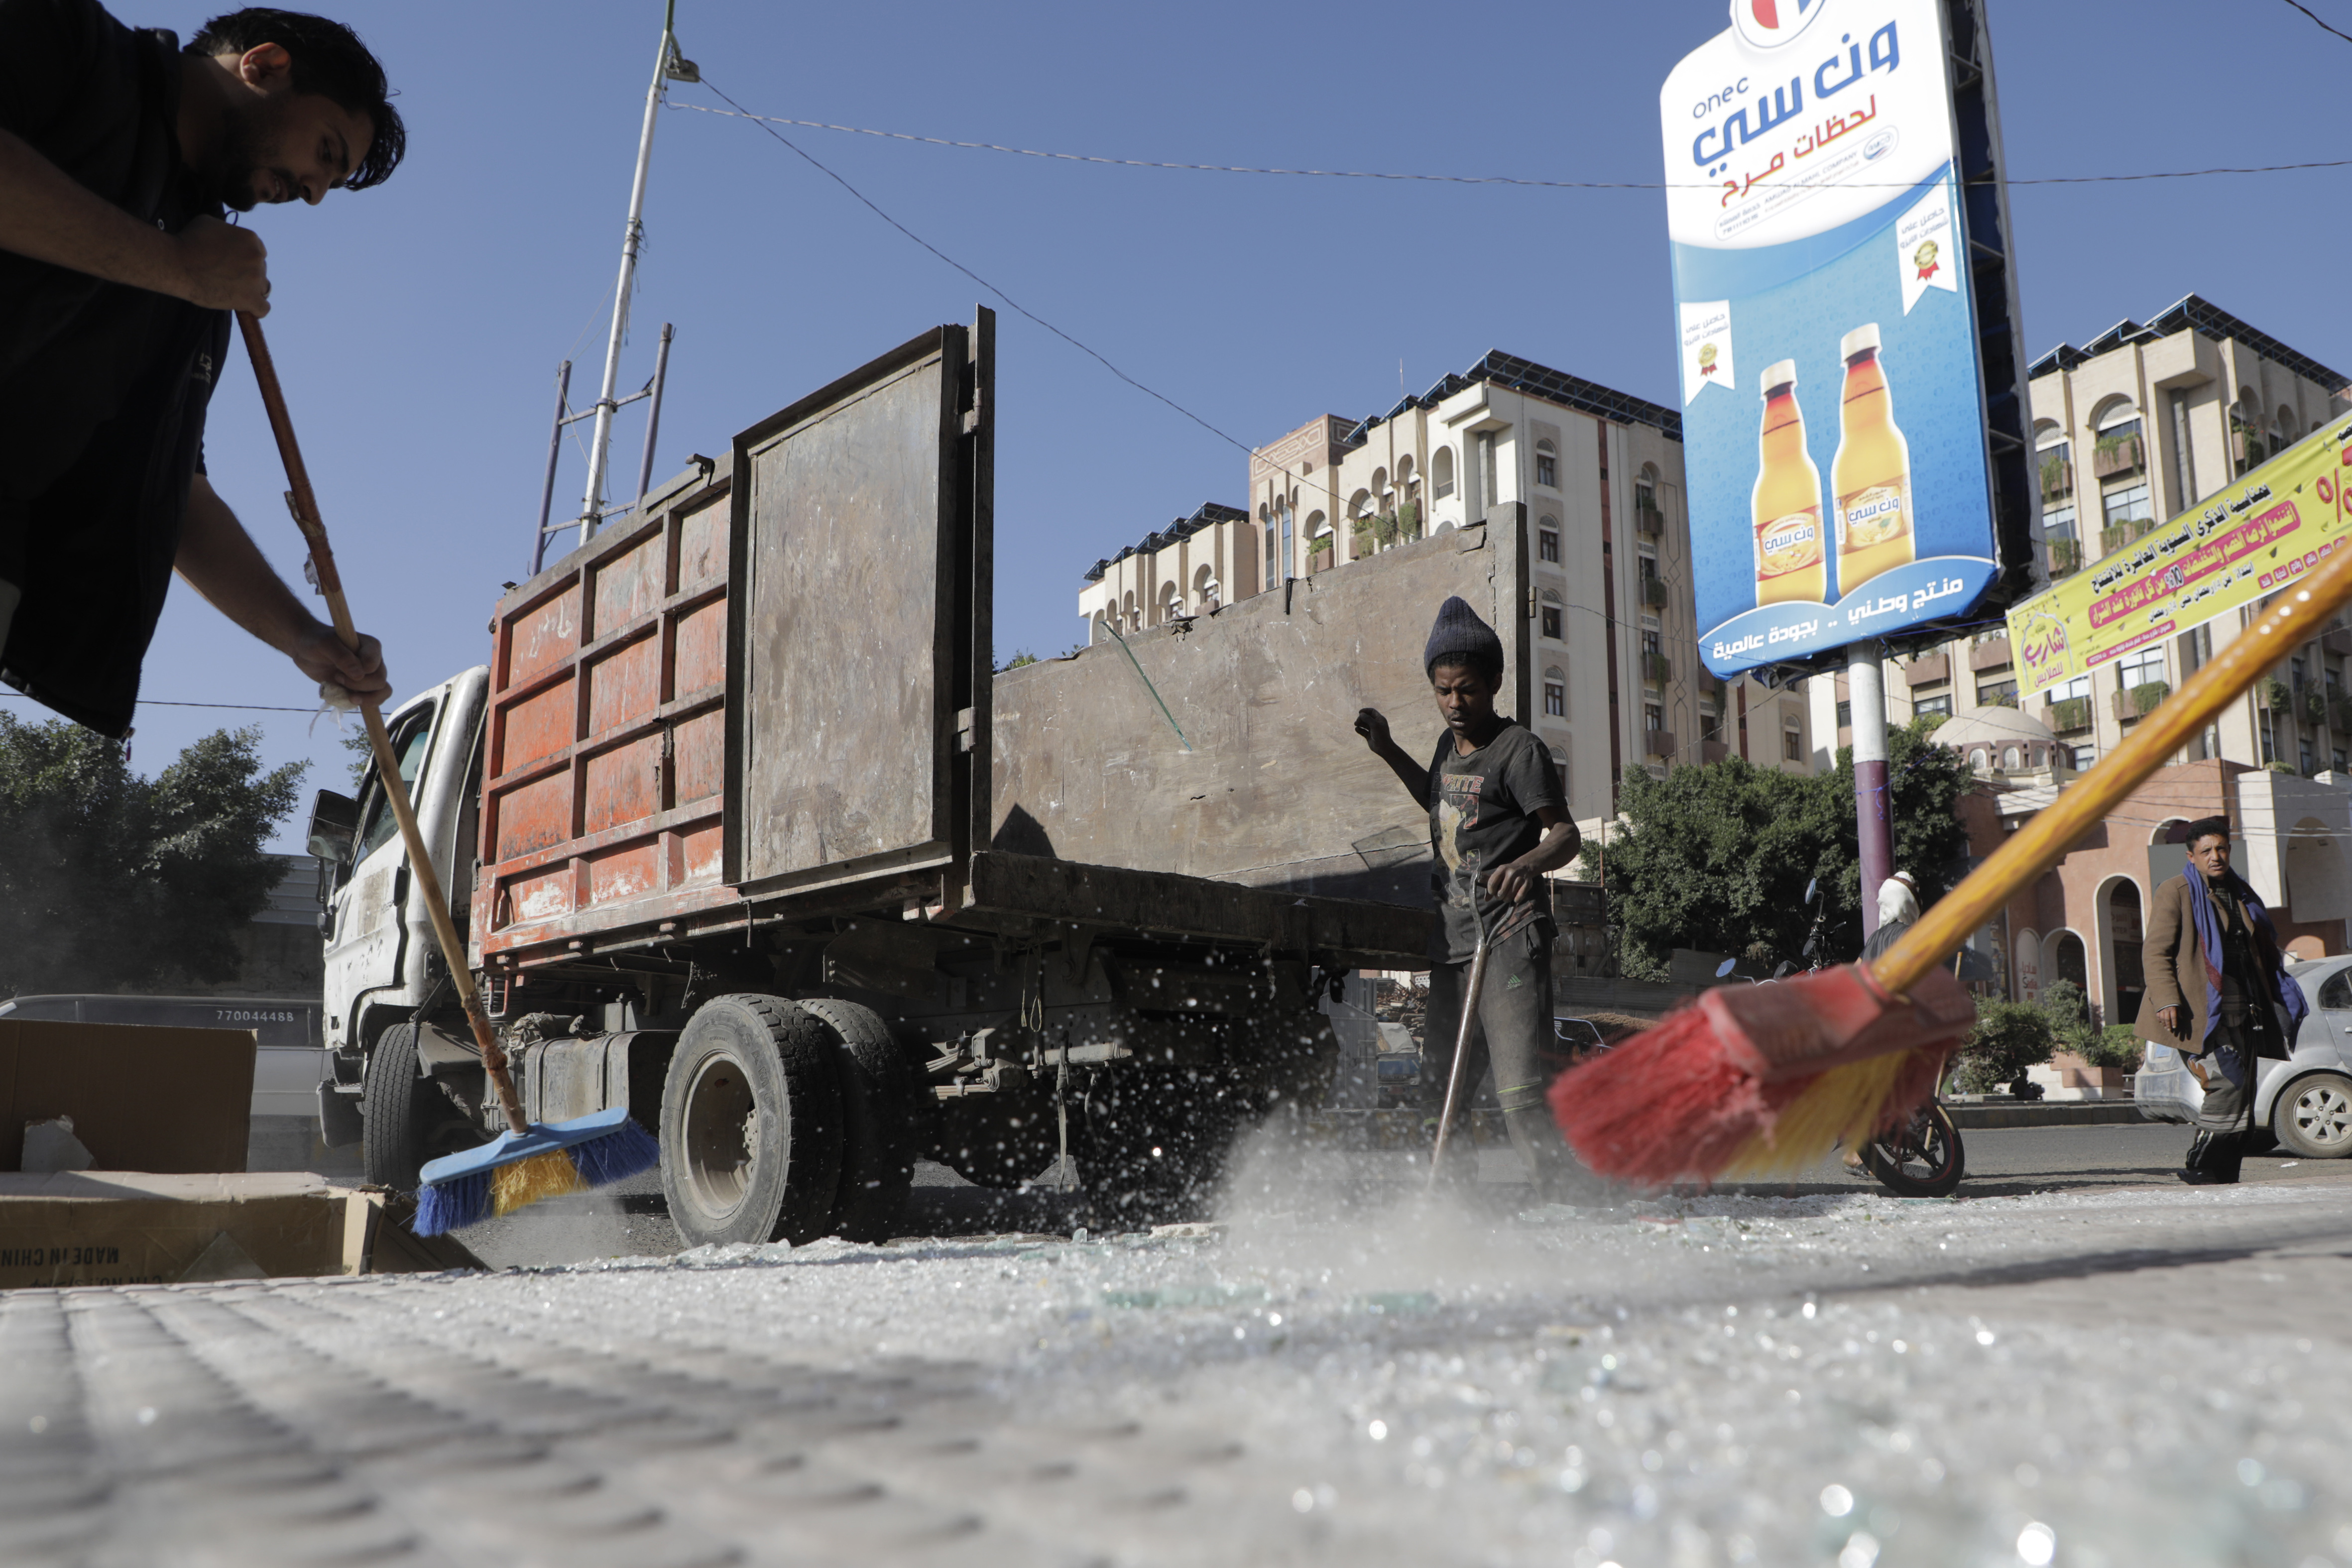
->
[360, 1021, 479, 1191]
[660, 995, 845, 1248]
[797, 998, 919, 1241]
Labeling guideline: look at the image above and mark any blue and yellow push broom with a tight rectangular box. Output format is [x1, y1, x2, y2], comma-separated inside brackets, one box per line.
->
[1552, 536, 2352, 1187]
[239, 313, 658, 1235]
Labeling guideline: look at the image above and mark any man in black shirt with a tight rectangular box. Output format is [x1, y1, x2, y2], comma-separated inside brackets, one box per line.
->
[0, 2, 401, 735]
[1356, 596, 1583, 1196]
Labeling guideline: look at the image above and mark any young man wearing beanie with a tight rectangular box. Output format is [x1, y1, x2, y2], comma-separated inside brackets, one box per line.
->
[1355, 595, 1584, 1196]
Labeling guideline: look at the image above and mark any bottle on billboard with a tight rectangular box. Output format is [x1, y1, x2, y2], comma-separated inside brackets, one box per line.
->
[1832, 323, 1916, 597]
[1752, 359, 1826, 605]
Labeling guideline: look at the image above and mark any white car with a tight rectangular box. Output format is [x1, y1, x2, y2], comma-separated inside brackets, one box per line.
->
[2133, 957, 2352, 1156]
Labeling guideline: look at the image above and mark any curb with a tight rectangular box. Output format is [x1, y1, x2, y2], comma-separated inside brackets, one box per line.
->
[1946, 1103, 2149, 1129]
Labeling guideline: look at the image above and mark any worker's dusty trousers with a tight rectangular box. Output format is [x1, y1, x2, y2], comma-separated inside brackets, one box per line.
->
[1421, 924, 1574, 1194]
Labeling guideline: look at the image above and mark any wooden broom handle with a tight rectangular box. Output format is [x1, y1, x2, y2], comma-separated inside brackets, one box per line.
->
[1876, 545, 2352, 996]
[236, 313, 528, 1136]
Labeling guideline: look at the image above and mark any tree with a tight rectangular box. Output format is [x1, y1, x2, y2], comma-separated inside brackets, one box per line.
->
[1585, 715, 1974, 980]
[1951, 995, 2057, 1093]
[1575, 755, 1822, 982]
[0, 717, 306, 997]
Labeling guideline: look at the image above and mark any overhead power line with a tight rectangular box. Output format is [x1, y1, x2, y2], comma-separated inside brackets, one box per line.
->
[693, 77, 1267, 467]
[672, 101, 2352, 190]
[2277, 0, 2352, 47]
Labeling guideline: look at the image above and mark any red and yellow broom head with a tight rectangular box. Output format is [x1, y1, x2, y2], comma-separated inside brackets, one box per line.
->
[1548, 962, 1975, 1187]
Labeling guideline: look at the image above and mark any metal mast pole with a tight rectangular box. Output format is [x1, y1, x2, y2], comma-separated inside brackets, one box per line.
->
[577, 1, 694, 550]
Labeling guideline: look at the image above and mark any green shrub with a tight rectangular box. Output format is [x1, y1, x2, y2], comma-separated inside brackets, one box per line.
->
[2079, 1024, 2144, 1071]
[1951, 996, 2057, 1094]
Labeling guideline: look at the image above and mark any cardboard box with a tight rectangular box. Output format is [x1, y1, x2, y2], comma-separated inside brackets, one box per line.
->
[0, 1019, 255, 1172]
[0, 1172, 482, 1289]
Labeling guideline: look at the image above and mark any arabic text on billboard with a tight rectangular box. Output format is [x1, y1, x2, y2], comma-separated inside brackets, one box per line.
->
[1665, 0, 2002, 678]
[2006, 420, 2352, 699]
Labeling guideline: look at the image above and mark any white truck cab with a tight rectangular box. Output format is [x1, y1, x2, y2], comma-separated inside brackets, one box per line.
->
[306, 667, 487, 1138]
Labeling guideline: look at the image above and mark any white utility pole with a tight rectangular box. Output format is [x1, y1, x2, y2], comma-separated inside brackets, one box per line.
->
[577, 1, 697, 549]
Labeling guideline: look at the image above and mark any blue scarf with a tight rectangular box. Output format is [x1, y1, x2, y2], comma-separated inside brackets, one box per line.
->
[2183, 868, 2308, 1084]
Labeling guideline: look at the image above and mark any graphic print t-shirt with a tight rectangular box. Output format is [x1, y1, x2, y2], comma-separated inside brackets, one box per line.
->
[1425, 719, 1566, 962]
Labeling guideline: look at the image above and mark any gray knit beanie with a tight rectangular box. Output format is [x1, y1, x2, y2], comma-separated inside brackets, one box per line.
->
[1424, 595, 1505, 680]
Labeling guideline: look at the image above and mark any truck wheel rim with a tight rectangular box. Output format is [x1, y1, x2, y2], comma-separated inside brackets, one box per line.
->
[680, 1053, 758, 1219]
[2295, 1084, 2352, 1146]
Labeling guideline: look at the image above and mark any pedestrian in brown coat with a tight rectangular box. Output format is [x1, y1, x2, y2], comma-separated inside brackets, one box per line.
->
[2136, 816, 2306, 1184]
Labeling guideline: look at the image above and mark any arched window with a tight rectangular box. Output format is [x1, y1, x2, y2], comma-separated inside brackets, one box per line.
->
[1538, 515, 1560, 564]
[2093, 399, 2148, 530]
[1431, 446, 1456, 500]
[1539, 587, 1563, 641]
[1347, 487, 1373, 521]
[1192, 562, 1217, 610]
[1534, 438, 1558, 489]
[2233, 392, 2266, 474]
[1304, 511, 1331, 570]
[1550, 746, 1569, 798]
[1543, 664, 1567, 718]
[1155, 580, 1180, 623]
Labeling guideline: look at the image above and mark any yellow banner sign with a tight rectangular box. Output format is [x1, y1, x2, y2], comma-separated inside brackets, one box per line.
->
[2008, 419, 2352, 698]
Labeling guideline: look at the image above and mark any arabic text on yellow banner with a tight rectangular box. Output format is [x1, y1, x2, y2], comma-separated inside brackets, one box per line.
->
[2008, 420, 2352, 700]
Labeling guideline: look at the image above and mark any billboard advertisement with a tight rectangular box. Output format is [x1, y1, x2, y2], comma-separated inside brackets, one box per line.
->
[1668, 0, 2005, 678]
[2007, 418, 2352, 699]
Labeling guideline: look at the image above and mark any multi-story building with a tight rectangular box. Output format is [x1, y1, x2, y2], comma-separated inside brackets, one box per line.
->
[1078, 349, 1814, 839]
[1806, 295, 2352, 1023]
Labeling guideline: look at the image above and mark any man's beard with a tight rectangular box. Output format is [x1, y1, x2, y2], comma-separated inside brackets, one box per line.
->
[195, 98, 285, 213]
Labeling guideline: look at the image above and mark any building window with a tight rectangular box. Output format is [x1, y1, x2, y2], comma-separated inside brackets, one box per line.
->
[2302, 740, 2316, 774]
[1432, 445, 1455, 500]
[1279, 500, 1294, 579]
[1554, 753, 1569, 796]
[1263, 519, 1277, 588]
[1783, 726, 1804, 762]
[1645, 702, 1664, 733]
[1535, 439, 1558, 489]
[1642, 629, 1662, 659]
[1915, 692, 1953, 718]
[1544, 680, 1566, 717]
[2100, 482, 2151, 548]
[1836, 700, 1852, 729]
[1539, 527, 1559, 562]
[1541, 606, 1562, 639]
[2117, 646, 2167, 694]
[1977, 677, 2019, 708]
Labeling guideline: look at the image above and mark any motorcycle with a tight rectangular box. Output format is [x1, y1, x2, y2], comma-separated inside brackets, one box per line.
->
[1784, 877, 1970, 1200]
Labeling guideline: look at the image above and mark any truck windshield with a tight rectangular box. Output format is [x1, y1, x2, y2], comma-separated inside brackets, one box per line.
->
[353, 704, 438, 862]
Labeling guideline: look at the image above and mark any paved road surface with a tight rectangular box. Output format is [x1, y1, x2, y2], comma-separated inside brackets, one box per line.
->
[17, 1124, 2352, 1565]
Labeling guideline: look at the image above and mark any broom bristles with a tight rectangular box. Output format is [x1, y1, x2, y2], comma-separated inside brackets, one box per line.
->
[1550, 985, 1960, 1189]
[411, 1109, 664, 1236]
[568, 1115, 660, 1187]
[1548, 1008, 1768, 1186]
[414, 1171, 490, 1236]
[491, 1149, 588, 1215]
[1718, 1052, 1909, 1178]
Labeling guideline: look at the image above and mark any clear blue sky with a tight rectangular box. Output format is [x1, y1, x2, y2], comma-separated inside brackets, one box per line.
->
[56, 0, 2352, 848]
